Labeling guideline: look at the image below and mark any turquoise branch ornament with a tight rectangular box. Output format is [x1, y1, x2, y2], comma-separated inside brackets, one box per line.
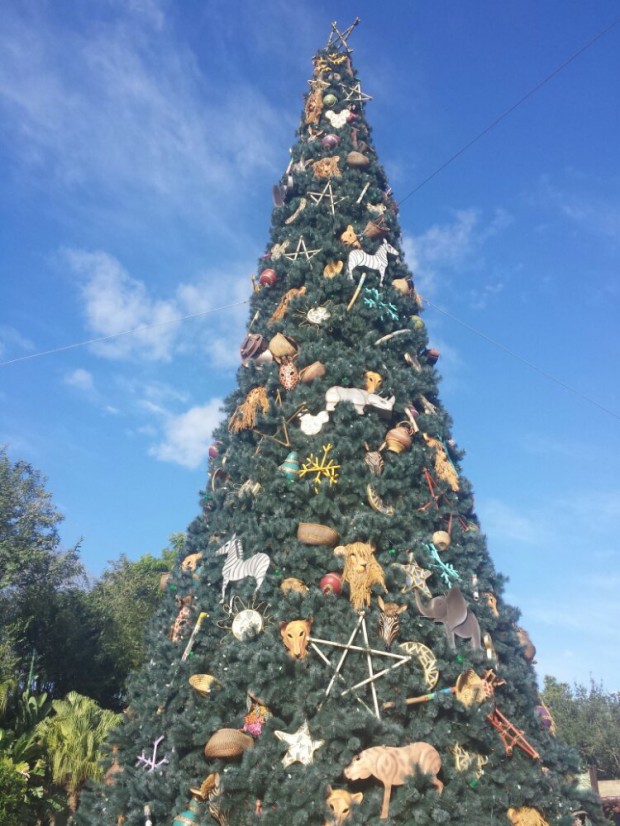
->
[362, 288, 399, 321]
[425, 543, 461, 587]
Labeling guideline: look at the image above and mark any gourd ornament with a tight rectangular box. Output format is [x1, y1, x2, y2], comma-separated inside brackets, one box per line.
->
[172, 798, 201, 825]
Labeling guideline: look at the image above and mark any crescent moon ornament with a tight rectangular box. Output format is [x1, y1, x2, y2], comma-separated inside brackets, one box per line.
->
[366, 484, 394, 516]
[398, 641, 439, 689]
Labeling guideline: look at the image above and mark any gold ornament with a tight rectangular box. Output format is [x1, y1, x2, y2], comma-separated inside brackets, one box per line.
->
[506, 807, 550, 826]
[362, 370, 383, 393]
[323, 260, 344, 278]
[280, 619, 313, 660]
[312, 156, 341, 179]
[398, 641, 439, 689]
[189, 674, 219, 697]
[299, 444, 340, 492]
[268, 286, 307, 324]
[451, 743, 488, 779]
[228, 387, 269, 433]
[280, 577, 308, 595]
[422, 434, 459, 491]
[325, 786, 363, 825]
[334, 542, 386, 612]
[340, 224, 361, 248]
[366, 484, 394, 516]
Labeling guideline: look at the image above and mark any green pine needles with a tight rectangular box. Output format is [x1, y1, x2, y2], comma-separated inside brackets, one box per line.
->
[77, 32, 606, 826]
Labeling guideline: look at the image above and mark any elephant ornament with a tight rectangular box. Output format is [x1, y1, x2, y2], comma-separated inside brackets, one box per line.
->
[414, 586, 482, 650]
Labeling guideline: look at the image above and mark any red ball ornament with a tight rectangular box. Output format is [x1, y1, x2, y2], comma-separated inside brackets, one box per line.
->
[259, 269, 277, 287]
[320, 572, 343, 596]
[208, 442, 219, 460]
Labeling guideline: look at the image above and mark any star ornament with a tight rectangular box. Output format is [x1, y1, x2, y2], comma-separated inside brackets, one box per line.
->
[274, 721, 324, 767]
[340, 81, 372, 104]
[392, 552, 432, 598]
[282, 236, 321, 262]
[307, 180, 346, 215]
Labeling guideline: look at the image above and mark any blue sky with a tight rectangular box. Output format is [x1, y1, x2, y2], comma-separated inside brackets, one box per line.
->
[1, 0, 619, 689]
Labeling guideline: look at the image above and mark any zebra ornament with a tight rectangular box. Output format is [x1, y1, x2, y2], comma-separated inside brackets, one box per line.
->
[347, 238, 399, 286]
[215, 534, 271, 606]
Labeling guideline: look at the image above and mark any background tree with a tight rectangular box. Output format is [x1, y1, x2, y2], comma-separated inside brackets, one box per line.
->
[542, 676, 620, 779]
[0, 446, 86, 691]
[37, 691, 121, 816]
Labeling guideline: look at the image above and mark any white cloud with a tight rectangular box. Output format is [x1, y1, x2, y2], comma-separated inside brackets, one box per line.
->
[403, 208, 511, 302]
[0, 2, 288, 231]
[150, 398, 223, 469]
[537, 175, 620, 245]
[64, 368, 95, 393]
[64, 249, 181, 362]
[0, 325, 34, 360]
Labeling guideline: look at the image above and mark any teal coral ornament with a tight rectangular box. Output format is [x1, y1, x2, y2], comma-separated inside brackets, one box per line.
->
[172, 798, 201, 825]
[362, 287, 399, 321]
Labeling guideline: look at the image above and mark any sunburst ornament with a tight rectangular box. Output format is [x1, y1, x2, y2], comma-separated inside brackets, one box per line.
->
[307, 180, 346, 215]
[216, 596, 273, 641]
[274, 721, 324, 767]
[282, 236, 322, 262]
[299, 444, 340, 492]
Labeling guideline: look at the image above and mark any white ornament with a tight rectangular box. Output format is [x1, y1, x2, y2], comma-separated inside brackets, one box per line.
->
[298, 410, 330, 435]
[274, 720, 324, 767]
[231, 609, 264, 641]
[324, 109, 351, 129]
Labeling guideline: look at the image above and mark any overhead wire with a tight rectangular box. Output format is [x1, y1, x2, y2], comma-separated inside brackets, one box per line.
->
[396, 14, 620, 207]
[1, 16, 618, 426]
[424, 299, 620, 422]
[0, 300, 250, 367]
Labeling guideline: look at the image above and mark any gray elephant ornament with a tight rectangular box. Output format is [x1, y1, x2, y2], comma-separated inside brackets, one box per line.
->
[414, 586, 482, 650]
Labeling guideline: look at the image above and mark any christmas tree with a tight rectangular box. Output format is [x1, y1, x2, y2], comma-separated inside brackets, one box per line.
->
[79, 21, 605, 826]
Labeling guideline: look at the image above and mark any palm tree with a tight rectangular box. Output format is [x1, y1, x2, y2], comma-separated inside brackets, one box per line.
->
[37, 692, 121, 816]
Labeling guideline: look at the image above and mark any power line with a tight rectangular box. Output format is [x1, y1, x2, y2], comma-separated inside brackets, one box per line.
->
[425, 298, 620, 422]
[0, 299, 250, 367]
[397, 15, 620, 207]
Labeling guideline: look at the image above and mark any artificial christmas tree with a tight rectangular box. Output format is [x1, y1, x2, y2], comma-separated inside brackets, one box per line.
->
[78, 21, 606, 826]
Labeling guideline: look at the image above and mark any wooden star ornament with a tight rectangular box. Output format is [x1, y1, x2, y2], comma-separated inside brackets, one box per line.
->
[392, 552, 433, 598]
[307, 181, 346, 215]
[283, 236, 322, 262]
[274, 721, 324, 767]
[340, 81, 372, 104]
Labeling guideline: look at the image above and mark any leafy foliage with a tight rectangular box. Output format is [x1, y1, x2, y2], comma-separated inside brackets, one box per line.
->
[542, 676, 620, 778]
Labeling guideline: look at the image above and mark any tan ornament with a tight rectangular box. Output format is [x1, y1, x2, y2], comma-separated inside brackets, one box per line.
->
[280, 618, 313, 660]
[451, 743, 488, 779]
[346, 150, 370, 168]
[325, 787, 363, 825]
[312, 156, 341, 179]
[305, 87, 324, 125]
[181, 552, 203, 573]
[334, 541, 387, 611]
[432, 530, 451, 551]
[422, 434, 459, 491]
[340, 224, 361, 248]
[298, 361, 326, 383]
[344, 742, 443, 820]
[385, 422, 414, 454]
[280, 577, 308, 595]
[366, 484, 394, 516]
[377, 596, 407, 648]
[189, 674, 219, 697]
[507, 807, 550, 826]
[268, 286, 307, 324]
[515, 625, 537, 663]
[363, 443, 384, 476]
[363, 370, 383, 393]
[484, 591, 500, 618]
[268, 332, 299, 360]
[323, 260, 344, 278]
[228, 387, 269, 434]
[204, 729, 254, 759]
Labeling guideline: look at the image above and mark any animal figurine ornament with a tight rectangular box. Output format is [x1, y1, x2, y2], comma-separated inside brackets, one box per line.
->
[324, 787, 363, 825]
[363, 370, 383, 393]
[414, 585, 482, 650]
[280, 619, 313, 660]
[377, 596, 407, 647]
[215, 534, 271, 606]
[169, 595, 194, 642]
[334, 542, 387, 611]
[347, 239, 399, 286]
[181, 552, 203, 573]
[344, 742, 443, 820]
[507, 807, 550, 826]
[325, 385, 395, 415]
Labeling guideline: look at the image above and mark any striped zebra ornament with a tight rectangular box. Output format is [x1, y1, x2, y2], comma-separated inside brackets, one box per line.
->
[377, 596, 407, 648]
[215, 534, 271, 606]
[346, 238, 399, 286]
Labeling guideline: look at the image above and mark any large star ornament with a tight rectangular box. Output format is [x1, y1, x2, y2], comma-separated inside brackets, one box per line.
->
[274, 720, 324, 767]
